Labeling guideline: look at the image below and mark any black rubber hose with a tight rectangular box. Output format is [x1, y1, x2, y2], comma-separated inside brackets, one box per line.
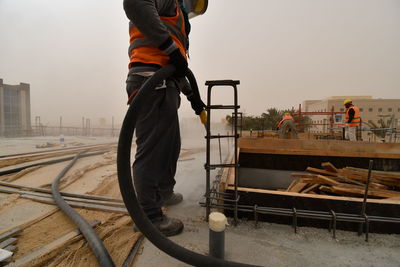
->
[0, 150, 109, 176]
[117, 65, 261, 267]
[51, 151, 115, 267]
[185, 68, 203, 105]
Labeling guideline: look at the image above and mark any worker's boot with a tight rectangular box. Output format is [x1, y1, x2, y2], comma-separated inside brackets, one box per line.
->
[152, 216, 184, 236]
[163, 192, 183, 206]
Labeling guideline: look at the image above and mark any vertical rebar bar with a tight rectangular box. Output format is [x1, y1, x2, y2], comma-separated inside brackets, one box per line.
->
[358, 159, 373, 236]
[205, 84, 212, 221]
[233, 84, 238, 226]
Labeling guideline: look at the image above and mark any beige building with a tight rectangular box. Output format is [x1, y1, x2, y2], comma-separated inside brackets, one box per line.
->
[302, 96, 400, 134]
[0, 79, 31, 136]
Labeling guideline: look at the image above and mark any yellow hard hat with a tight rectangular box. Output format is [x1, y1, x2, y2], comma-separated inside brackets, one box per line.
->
[343, 99, 352, 105]
[284, 112, 290, 116]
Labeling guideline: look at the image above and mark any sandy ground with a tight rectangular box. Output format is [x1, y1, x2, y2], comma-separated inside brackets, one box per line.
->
[1, 134, 399, 267]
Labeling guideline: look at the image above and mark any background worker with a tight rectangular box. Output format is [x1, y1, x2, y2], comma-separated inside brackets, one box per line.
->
[343, 99, 361, 141]
[277, 112, 298, 139]
[123, 0, 203, 237]
[276, 112, 294, 130]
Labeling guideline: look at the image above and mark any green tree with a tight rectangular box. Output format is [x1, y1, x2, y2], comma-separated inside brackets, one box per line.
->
[226, 108, 312, 132]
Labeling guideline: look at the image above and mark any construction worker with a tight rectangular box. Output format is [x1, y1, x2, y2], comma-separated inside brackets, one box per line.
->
[343, 99, 361, 141]
[123, 0, 203, 237]
[277, 112, 298, 139]
[277, 112, 294, 130]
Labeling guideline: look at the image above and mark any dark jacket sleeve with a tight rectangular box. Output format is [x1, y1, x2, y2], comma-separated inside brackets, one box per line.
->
[123, 0, 175, 47]
[347, 108, 355, 123]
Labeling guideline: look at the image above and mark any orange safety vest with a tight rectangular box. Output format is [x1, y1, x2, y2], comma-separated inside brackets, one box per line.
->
[128, 3, 188, 68]
[345, 105, 361, 127]
[277, 115, 294, 129]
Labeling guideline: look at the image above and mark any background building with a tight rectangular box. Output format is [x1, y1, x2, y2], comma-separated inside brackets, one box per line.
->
[303, 96, 400, 133]
[0, 79, 31, 136]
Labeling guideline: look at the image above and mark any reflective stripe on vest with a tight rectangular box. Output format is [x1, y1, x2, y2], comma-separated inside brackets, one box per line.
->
[345, 106, 361, 127]
[128, 4, 187, 67]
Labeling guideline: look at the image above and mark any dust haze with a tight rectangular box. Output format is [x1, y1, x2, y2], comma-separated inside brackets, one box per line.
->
[0, 0, 399, 127]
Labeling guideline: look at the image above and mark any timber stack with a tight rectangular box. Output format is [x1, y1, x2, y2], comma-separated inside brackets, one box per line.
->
[289, 162, 400, 199]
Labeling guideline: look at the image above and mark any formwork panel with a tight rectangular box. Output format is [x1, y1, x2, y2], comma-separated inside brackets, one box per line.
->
[220, 138, 400, 234]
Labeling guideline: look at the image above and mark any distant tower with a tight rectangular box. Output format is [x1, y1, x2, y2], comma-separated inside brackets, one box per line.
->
[0, 79, 31, 136]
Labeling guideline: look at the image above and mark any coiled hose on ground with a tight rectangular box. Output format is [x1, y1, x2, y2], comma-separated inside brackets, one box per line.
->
[117, 65, 260, 267]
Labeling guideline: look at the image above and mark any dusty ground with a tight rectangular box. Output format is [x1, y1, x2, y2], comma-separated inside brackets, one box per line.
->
[1, 135, 399, 267]
[0, 136, 208, 266]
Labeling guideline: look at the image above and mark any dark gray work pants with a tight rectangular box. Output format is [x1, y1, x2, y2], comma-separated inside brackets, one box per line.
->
[126, 74, 181, 220]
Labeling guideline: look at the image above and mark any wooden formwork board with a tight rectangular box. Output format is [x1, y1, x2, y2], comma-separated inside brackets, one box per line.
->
[238, 138, 400, 159]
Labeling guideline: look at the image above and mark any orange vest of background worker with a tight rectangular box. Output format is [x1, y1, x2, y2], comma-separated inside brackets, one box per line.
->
[345, 104, 361, 127]
[343, 99, 361, 141]
[277, 113, 294, 129]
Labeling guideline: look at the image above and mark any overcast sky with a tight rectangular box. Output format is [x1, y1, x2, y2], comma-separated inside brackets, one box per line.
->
[0, 0, 399, 126]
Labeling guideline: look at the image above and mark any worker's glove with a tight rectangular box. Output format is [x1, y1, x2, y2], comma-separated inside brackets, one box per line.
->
[158, 37, 188, 77]
[199, 109, 208, 126]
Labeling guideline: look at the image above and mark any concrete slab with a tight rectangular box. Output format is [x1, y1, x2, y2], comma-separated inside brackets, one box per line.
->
[133, 138, 400, 267]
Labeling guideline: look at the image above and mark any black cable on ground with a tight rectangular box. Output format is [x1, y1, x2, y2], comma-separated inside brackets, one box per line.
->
[117, 65, 261, 267]
[51, 151, 115, 267]
[0, 150, 110, 176]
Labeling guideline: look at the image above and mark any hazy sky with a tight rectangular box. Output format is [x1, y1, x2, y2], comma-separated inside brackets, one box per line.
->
[0, 0, 399, 126]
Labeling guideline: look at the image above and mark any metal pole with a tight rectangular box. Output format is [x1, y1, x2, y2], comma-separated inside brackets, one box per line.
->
[82, 117, 85, 136]
[59, 116, 62, 135]
[218, 133, 222, 164]
[358, 159, 373, 236]
[205, 85, 212, 221]
[233, 84, 238, 226]
[112, 116, 114, 137]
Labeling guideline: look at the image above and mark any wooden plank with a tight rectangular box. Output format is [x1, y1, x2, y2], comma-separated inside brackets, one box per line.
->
[286, 180, 298, 191]
[238, 138, 400, 159]
[346, 167, 400, 179]
[291, 173, 318, 179]
[0, 181, 123, 203]
[301, 184, 319, 193]
[329, 185, 400, 198]
[0, 238, 17, 249]
[21, 194, 128, 214]
[8, 221, 100, 267]
[321, 162, 338, 173]
[239, 147, 400, 159]
[339, 169, 400, 187]
[288, 181, 308, 193]
[0, 228, 22, 243]
[0, 187, 125, 208]
[306, 167, 338, 177]
[316, 175, 340, 186]
[225, 185, 400, 204]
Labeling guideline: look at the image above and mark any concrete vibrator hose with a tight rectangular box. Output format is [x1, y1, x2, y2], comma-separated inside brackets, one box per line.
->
[117, 65, 260, 267]
[51, 151, 115, 267]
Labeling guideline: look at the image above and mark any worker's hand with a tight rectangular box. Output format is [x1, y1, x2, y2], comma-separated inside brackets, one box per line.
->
[158, 37, 187, 77]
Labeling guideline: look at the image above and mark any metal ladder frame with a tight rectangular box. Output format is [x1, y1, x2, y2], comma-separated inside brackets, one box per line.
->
[204, 79, 240, 224]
